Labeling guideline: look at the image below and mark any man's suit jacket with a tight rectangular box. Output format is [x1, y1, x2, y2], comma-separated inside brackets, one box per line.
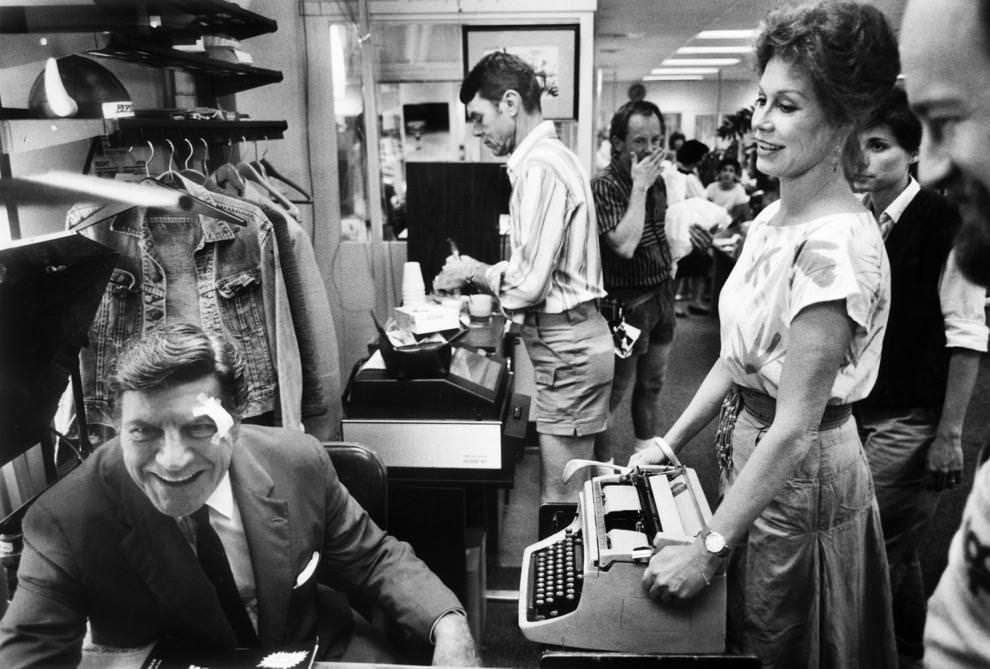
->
[0, 426, 461, 667]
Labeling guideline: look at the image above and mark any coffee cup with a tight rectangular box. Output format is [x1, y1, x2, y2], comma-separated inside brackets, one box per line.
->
[467, 294, 494, 320]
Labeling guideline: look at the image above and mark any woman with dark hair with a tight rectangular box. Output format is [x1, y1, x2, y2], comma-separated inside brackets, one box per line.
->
[632, 2, 901, 666]
[853, 87, 987, 668]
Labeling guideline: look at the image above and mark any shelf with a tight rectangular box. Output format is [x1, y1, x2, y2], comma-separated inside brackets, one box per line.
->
[106, 117, 287, 145]
[0, 119, 109, 154]
[0, 0, 277, 40]
[0, 118, 287, 154]
[88, 34, 283, 96]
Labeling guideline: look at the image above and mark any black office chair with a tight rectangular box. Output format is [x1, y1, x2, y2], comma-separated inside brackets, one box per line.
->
[320, 441, 431, 663]
[323, 441, 388, 529]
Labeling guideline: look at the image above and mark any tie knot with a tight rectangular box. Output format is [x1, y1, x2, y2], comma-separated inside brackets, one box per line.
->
[191, 505, 211, 524]
[878, 212, 894, 239]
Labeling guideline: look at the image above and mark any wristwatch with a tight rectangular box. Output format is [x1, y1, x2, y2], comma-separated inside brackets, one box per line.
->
[699, 528, 731, 558]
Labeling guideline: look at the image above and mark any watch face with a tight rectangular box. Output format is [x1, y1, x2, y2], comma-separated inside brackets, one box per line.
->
[705, 532, 726, 554]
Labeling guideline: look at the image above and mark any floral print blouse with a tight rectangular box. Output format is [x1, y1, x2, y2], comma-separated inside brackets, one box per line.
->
[718, 200, 890, 404]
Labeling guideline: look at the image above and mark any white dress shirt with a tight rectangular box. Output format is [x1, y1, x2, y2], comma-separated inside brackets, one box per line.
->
[182, 473, 259, 631]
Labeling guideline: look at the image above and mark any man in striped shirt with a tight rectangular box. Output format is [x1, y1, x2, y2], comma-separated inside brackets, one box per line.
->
[436, 51, 613, 504]
[591, 100, 676, 464]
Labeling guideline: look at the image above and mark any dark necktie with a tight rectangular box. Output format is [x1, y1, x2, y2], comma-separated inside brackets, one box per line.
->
[192, 506, 259, 647]
[878, 211, 894, 240]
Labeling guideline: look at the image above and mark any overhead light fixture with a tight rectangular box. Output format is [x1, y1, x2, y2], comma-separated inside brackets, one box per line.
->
[662, 58, 740, 67]
[643, 75, 704, 81]
[677, 46, 751, 54]
[696, 29, 759, 40]
[650, 67, 719, 75]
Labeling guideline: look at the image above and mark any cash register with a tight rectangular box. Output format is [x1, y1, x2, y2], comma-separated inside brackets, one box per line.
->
[341, 326, 527, 476]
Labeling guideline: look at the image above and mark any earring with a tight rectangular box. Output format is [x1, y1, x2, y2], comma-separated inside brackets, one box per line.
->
[831, 144, 842, 173]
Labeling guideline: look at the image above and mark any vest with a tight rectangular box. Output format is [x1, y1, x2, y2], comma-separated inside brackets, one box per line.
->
[860, 189, 961, 410]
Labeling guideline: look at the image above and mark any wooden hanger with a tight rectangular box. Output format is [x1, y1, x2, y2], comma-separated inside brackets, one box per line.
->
[253, 157, 312, 203]
[236, 156, 301, 218]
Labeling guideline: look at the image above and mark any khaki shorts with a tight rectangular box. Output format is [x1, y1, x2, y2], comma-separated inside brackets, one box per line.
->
[521, 301, 614, 437]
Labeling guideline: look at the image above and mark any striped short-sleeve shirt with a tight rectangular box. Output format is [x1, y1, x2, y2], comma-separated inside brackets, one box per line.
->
[591, 162, 674, 289]
[483, 121, 607, 314]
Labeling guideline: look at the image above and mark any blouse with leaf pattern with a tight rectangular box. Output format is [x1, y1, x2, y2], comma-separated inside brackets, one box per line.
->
[718, 200, 890, 404]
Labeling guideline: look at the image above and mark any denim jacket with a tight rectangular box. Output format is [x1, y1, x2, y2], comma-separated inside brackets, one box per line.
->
[70, 202, 278, 435]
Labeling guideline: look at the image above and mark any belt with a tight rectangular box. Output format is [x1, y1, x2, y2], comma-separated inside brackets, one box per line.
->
[735, 385, 851, 429]
[522, 300, 599, 325]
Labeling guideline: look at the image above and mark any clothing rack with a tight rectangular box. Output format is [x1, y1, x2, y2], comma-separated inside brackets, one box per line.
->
[104, 118, 287, 148]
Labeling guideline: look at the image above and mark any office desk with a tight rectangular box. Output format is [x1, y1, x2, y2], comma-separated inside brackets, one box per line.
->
[341, 317, 528, 630]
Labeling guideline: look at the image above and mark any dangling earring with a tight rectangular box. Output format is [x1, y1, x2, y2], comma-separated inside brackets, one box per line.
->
[831, 143, 842, 173]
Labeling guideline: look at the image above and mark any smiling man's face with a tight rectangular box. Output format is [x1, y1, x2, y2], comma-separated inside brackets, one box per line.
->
[119, 375, 234, 518]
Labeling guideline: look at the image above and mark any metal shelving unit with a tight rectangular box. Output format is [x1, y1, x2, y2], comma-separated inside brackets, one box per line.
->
[0, 0, 276, 40]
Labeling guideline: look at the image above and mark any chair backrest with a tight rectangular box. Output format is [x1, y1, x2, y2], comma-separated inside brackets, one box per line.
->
[323, 441, 388, 530]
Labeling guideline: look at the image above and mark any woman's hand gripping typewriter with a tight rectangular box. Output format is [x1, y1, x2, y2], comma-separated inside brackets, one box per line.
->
[517, 444, 726, 653]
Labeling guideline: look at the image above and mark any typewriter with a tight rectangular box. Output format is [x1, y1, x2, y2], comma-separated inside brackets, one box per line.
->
[518, 465, 726, 653]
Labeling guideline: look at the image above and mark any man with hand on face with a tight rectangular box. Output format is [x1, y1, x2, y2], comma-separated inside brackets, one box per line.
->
[0, 324, 479, 668]
[901, 1, 990, 665]
[435, 51, 613, 505]
[590, 100, 676, 464]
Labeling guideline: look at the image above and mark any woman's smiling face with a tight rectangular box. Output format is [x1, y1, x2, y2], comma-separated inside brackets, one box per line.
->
[752, 57, 843, 181]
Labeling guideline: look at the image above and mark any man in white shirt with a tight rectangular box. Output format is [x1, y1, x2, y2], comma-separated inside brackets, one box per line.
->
[705, 156, 751, 222]
[436, 51, 613, 505]
[852, 86, 987, 669]
[900, 1, 990, 665]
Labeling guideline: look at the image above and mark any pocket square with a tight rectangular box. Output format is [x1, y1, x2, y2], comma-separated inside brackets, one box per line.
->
[293, 551, 320, 589]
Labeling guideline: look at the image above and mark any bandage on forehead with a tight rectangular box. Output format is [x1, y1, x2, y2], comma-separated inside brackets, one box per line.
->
[191, 392, 234, 444]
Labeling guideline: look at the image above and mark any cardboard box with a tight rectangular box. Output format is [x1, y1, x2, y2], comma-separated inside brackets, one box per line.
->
[394, 303, 461, 335]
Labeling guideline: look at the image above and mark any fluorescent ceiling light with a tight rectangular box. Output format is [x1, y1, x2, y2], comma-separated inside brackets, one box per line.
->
[677, 46, 751, 54]
[696, 29, 759, 40]
[663, 58, 740, 66]
[650, 67, 719, 75]
[643, 75, 704, 81]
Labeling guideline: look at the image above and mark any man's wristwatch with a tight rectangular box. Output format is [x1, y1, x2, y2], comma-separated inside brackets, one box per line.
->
[699, 528, 731, 558]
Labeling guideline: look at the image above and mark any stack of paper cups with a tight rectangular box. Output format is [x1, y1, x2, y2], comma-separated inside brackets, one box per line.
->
[402, 261, 426, 305]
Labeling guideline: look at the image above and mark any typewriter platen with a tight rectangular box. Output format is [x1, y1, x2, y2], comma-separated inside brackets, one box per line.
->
[518, 466, 726, 653]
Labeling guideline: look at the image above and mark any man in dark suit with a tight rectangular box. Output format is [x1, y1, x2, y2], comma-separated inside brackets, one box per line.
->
[0, 323, 479, 668]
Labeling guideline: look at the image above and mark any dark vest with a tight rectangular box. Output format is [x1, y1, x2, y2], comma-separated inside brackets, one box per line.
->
[861, 188, 961, 410]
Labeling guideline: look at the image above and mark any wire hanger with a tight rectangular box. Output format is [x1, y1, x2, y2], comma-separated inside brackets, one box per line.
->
[144, 140, 154, 178]
[141, 137, 247, 226]
[200, 137, 210, 174]
[180, 137, 207, 185]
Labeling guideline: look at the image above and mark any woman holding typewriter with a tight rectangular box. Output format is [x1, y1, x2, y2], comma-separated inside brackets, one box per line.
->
[630, 2, 899, 666]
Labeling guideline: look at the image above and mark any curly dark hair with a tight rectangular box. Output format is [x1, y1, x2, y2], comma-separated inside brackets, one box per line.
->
[754, 0, 900, 129]
[111, 323, 247, 418]
[718, 156, 742, 173]
[459, 50, 543, 113]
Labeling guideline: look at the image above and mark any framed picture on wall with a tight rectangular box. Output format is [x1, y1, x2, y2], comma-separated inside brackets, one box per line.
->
[462, 24, 580, 120]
